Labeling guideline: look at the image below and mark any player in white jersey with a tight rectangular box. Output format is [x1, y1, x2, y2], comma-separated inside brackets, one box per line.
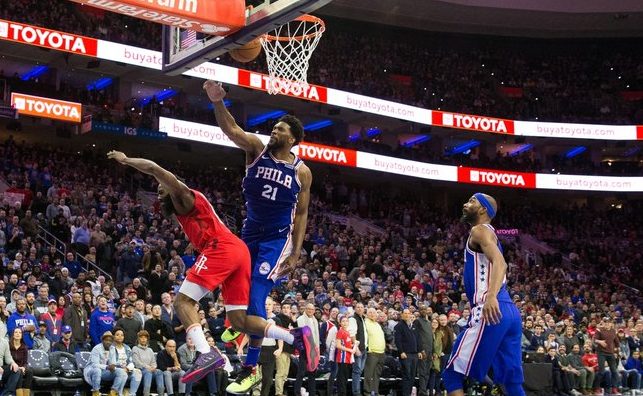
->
[442, 193, 525, 396]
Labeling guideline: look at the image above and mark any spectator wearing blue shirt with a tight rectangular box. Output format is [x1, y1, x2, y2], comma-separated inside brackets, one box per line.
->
[623, 349, 642, 390]
[72, 220, 91, 256]
[118, 242, 140, 283]
[6, 297, 37, 348]
[89, 296, 116, 346]
[625, 350, 642, 373]
[180, 245, 196, 270]
[64, 252, 83, 279]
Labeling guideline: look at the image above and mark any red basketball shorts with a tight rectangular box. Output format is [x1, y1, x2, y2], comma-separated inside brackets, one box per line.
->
[185, 237, 251, 308]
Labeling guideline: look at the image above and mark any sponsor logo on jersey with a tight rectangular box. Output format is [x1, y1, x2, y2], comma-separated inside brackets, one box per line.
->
[258, 262, 271, 275]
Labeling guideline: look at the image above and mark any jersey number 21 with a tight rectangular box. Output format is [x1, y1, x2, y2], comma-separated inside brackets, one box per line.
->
[262, 184, 278, 201]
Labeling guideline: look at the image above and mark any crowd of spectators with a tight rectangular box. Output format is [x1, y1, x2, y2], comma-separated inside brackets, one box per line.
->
[2, 0, 641, 126]
[0, 134, 640, 395]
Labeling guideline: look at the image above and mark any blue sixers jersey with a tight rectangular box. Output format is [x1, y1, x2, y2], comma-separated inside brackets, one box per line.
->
[242, 149, 303, 233]
[463, 224, 512, 306]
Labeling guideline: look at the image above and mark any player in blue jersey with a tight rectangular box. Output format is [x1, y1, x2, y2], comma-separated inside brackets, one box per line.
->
[442, 193, 525, 396]
[204, 80, 317, 393]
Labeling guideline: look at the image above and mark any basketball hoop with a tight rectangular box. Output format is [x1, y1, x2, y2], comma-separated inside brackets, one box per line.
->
[260, 14, 325, 95]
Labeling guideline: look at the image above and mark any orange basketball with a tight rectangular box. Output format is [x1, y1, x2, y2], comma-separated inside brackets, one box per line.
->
[229, 39, 262, 63]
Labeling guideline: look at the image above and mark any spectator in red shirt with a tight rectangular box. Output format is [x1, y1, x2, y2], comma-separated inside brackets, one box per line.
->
[582, 344, 606, 394]
[335, 315, 356, 396]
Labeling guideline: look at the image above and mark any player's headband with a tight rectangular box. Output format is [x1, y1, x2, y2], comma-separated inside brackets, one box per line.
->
[474, 193, 496, 219]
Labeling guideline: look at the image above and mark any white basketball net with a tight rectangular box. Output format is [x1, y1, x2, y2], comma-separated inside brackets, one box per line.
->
[260, 15, 325, 95]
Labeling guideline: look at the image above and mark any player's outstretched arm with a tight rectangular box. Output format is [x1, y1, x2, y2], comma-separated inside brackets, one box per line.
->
[203, 80, 264, 159]
[107, 151, 194, 213]
[471, 224, 506, 324]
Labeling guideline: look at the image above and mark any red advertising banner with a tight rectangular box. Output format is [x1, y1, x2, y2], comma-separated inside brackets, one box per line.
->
[238, 70, 328, 104]
[0, 19, 98, 56]
[433, 111, 515, 135]
[457, 166, 536, 189]
[66, 0, 245, 35]
[297, 142, 357, 167]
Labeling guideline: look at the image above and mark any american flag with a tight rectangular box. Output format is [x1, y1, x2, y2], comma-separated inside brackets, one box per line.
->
[180, 30, 197, 50]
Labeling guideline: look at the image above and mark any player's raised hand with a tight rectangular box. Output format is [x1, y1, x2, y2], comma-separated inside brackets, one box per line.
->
[107, 150, 128, 164]
[203, 80, 226, 102]
[482, 295, 502, 325]
[275, 255, 299, 279]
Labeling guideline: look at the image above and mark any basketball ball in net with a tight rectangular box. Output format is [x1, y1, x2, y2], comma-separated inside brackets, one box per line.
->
[229, 39, 262, 63]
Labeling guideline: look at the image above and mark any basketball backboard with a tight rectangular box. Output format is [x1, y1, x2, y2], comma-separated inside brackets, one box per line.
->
[162, 0, 332, 75]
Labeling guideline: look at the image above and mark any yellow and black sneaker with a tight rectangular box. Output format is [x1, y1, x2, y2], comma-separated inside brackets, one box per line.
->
[221, 327, 243, 343]
[226, 365, 262, 394]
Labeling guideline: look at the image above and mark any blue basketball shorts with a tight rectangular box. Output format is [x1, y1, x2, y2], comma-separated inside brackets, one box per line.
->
[443, 301, 525, 385]
[243, 231, 293, 319]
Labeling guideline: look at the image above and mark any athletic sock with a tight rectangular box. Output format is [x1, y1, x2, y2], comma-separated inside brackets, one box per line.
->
[187, 324, 210, 354]
[265, 323, 295, 344]
[244, 346, 261, 367]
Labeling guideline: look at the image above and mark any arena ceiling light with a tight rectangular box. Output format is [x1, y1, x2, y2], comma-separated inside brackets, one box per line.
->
[20, 65, 49, 81]
[247, 110, 287, 127]
[304, 120, 334, 131]
[447, 140, 480, 155]
[509, 143, 533, 157]
[348, 133, 360, 142]
[565, 146, 587, 158]
[366, 128, 381, 137]
[87, 77, 113, 91]
[402, 134, 431, 147]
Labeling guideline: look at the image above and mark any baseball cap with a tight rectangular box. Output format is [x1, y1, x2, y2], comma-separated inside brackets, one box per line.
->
[17, 280, 26, 286]
[62, 325, 72, 333]
[38, 321, 46, 327]
[101, 331, 114, 341]
[48, 299, 57, 306]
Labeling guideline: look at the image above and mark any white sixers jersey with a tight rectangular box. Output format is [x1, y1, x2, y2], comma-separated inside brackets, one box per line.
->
[463, 224, 512, 306]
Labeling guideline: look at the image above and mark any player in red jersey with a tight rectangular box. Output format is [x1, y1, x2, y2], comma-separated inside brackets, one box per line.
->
[107, 151, 317, 384]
